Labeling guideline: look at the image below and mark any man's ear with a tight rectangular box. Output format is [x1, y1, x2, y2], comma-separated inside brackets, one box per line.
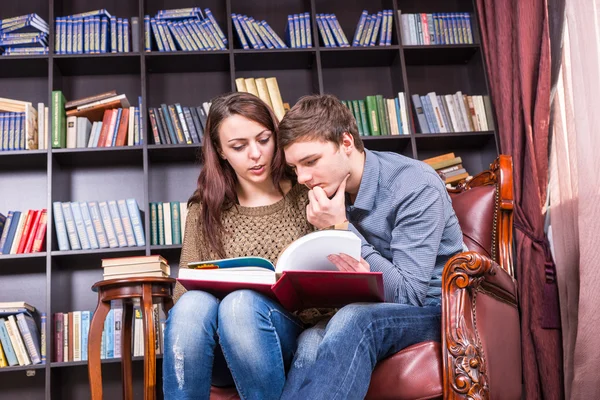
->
[341, 132, 354, 154]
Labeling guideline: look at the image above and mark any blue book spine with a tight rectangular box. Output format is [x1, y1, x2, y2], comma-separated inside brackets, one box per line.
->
[61, 202, 81, 250]
[193, 20, 213, 50]
[144, 15, 151, 51]
[0, 211, 14, 253]
[160, 104, 178, 144]
[258, 21, 278, 49]
[87, 201, 109, 248]
[321, 14, 337, 47]
[0, 321, 19, 366]
[379, 11, 387, 45]
[239, 15, 258, 49]
[16, 313, 42, 364]
[1, 210, 21, 253]
[52, 203, 70, 251]
[315, 15, 329, 47]
[188, 19, 209, 50]
[204, 8, 227, 45]
[105, 309, 114, 358]
[166, 22, 186, 51]
[464, 13, 473, 44]
[262, 21, 285, 48]
[98, 201, 118, 248]
[252, 19, 273, 49]
[124, 18, 131, 52]
[108, 200, 127, 247]
[304, 12, 312, 47]
[126, 198, 146, 246]
[178, 22, 196, 50]
[331, 15, 349, 46]
[79, 202, 99, 249]
[369, 12, 382, 46]
[93, 17, 100, 52]
[159, 20, 177, 51]
[293, 14, 301, 48]
[14, 113, 21, 150]
[100, 18, 108, 53]
[135, 104, 141, 145]
[83, 18, 89, 53]
[394, 98, 403, 134]
[66, 17, 73, 54]
[117, 199, 137, 247]
[70, 202, 90, 250]
[421, 95, 438, 133]
[150, 19, 164, 51]
[54, 18, 61, 53]
[299, 13, 306, 48]
[182, 20, 203, 50]
[76, 18, 84, 53]
[285, 15, 295, 48]
[117, 18, 123, 52]
[231, 14, 249, 49]
[81, 311, 90, 361]
[110, 16, 117, 52]
[203, 18, 225, 49]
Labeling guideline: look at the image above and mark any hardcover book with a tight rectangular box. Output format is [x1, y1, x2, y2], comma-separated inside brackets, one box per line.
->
[178, 230, 385, 311]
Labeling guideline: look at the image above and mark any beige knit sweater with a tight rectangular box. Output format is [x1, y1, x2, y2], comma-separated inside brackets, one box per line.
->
[173, 183, 314, 303]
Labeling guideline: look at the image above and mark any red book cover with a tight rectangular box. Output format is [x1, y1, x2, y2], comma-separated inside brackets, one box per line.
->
[15, 210, 34, 254]
[31, 209, 47, 253]
[178, 271, 384, 311]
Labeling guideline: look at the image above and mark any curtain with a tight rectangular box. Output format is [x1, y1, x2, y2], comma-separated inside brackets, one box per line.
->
[475, 0, 564, 398]
[549, 1, 600, 398]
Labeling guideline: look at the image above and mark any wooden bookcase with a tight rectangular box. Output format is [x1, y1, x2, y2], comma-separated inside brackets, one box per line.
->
[0, 0, 497, 398]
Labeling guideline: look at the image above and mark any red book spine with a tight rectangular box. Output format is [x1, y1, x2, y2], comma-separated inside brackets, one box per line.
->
[31, 210, 48, 253]
[54, 313, 64, 362]
[22, 210, 42, 253]
[15, 210, 34, 254]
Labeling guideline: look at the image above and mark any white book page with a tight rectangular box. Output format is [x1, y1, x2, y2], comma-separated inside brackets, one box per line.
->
[275, 230, 361, 273]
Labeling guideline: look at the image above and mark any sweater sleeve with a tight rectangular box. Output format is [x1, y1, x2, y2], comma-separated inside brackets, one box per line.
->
[172, 203, 204, 304]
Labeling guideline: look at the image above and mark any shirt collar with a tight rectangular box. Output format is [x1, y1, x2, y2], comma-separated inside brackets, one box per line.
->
[349, 149, 379, 211]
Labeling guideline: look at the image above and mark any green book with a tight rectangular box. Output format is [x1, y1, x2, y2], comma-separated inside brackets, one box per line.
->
[375, 95, 388, 136]
[351, 100, 363, 136]
[149, 202, 158, 246]
[170, 201, 182, 245]
[358, 100, 370, 135]
[365, 96, 380, 136]
[51, 90, 66, 148]
[157, 203, 165, 246]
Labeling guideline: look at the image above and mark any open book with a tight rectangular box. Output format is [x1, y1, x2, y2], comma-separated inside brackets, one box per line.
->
[178, 230, 384, 311]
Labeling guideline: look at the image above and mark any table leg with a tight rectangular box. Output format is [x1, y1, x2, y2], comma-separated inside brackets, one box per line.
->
[142, 284, 157, 400]
[121, 300, 134, 400]
[88, 298, 111, 400]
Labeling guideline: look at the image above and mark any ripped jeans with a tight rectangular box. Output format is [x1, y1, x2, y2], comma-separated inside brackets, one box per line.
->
[163, 290, 304, 400]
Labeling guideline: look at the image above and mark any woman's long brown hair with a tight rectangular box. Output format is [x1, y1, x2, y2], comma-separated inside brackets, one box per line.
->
[188, 92, 289, 258]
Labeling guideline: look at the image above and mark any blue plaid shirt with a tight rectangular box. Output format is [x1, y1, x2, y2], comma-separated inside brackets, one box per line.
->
[346, 149, 464, 305]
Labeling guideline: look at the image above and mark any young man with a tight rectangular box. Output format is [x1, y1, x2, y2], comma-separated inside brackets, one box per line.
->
[278, 94, 464, 399]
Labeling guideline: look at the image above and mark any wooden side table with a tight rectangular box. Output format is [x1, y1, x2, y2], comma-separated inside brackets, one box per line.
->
[88, 277, 175, 400]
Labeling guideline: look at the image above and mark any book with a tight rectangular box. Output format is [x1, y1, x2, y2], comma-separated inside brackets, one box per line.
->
[178, 230, 384, 311]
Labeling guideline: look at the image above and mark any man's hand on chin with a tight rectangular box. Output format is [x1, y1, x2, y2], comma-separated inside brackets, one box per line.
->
[306, 175, 349, 229]
[327, 253, 370, 273]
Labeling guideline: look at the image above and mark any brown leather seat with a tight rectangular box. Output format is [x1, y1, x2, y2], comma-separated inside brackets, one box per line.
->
[210, 156, 521, 400]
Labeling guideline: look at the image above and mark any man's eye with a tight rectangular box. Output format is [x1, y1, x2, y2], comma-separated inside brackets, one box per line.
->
[305, 160, 316, 166]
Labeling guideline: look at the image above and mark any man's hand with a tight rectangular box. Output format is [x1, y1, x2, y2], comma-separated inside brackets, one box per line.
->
[306, 175, 349, 229]
[327, 253, 370, 273]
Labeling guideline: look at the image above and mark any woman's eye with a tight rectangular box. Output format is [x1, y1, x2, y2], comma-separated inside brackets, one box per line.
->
[259, 137, 270, 144]
[232, 145, 244, 151]
[305, 159, 316, 166]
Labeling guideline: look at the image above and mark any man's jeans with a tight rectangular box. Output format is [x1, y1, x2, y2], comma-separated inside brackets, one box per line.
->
[163, 290, 304, 400]
[281, 302, 442, 400]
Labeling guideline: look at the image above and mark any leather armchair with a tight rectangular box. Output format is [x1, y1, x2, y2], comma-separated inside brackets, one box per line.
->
[210, 155, 521, 400]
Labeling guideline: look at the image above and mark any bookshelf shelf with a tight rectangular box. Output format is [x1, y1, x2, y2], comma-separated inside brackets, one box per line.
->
[0, 0, 498, 397]
[51, 146, 144, 167]
[320, 46, 402, 68]
[145, 51, 230, 73]
[0, 363, 47, 373]
[53, 53, 142, 76]
[50, 354, 163, 369]
[403, 44, 480, 65]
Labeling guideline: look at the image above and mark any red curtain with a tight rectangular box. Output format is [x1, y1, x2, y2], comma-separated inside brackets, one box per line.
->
[475, 0, 564, 398]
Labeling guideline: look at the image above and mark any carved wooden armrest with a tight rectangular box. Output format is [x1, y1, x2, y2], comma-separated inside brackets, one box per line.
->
[441, 251, 518, 400]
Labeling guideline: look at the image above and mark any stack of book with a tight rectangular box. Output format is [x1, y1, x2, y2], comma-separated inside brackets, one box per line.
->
[52, 199, 145, 252]
[0, 97, 47, 151]
[283, 13, 313, 48]
[423, 152, 470, 185]
[149, 201, 189, 246]
[145, 8, 227, 52]
[351, 10, 394, 47]
[315, 13, 349, 47]
[0, 14, 49, 56]
[399, 12, 473, 45]
[411, 92, 494, 134]
[0, 302, 45, 368]
[55, 9, 137, 54]
[148, 102, 208, 145]
[342, 93, 410, 136]
[235, 77, 286, 122]
[232, 14, 287, 50]
[0, 209, 48, 255]
[51, 90, 142, 148]
[102, 255, 170, 280]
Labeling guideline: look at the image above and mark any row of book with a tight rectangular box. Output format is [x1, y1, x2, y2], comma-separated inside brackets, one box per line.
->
[0, 14, 49, 56]
[400, 12, 474, 46]
[150, 202, 188, 246]
[0, 302, 45, 368]
[0, 209, 47, 255]
[0, 97, 46, 151]
[342, 93, 410, 137]
[412, 92, 494, 134]
[423, 152, 470, 185]
[55, 10, 137, 54]
[53, 199, 145, 252]
[235, 77, 287, 122]
[350, 10, 394, 47]
[145, 8, 227, 52]
[232, 14, 288, 50]
[148, 103, 209, 145]
[54, 299, 166, 363]
[52, 90, 142, 148]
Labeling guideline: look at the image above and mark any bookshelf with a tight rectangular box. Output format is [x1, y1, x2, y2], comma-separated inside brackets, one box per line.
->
[0, 0, 497, 398]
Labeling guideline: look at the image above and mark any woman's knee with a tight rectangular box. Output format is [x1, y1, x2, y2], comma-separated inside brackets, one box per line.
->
[168, 290, 219, 328]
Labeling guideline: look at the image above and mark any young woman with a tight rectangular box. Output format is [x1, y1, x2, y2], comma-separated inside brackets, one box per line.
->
[163, 92, 313, 400]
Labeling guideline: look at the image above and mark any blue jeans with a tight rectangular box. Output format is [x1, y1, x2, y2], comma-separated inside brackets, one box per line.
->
[281, 302, 442, 400]
[163, 290, 304, 400]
